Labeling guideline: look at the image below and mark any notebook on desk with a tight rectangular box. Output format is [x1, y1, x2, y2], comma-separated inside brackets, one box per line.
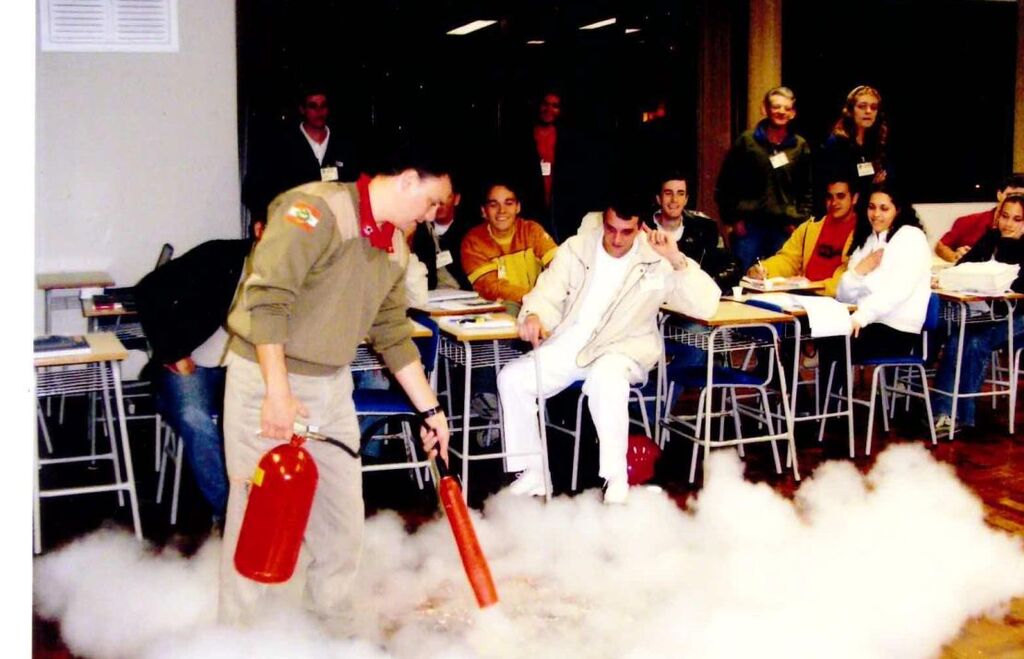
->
[34, 335, 91, 358]
[740, 276, 813, 292]
[439, 314, 516, 331]
[101, 287, 137, 311]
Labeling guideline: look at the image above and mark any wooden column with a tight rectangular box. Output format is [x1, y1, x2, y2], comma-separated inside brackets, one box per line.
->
[1015, 0, 1024, 171]
[747, 0, 783, 128]
[696, 0, 733, 217]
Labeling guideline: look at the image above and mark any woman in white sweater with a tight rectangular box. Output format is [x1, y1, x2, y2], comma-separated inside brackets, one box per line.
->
[819, 181, 932, 386]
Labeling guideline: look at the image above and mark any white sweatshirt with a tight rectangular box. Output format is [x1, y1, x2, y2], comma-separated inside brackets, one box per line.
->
[837, 225, 932, 333]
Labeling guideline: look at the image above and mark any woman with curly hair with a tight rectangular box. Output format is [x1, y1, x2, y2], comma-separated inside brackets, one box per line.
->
[816, 85, 890, 210]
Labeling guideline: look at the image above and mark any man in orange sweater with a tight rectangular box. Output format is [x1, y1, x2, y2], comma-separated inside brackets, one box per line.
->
[461, 181, 558, 309]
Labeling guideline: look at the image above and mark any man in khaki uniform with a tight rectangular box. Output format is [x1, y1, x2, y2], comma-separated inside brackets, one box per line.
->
[220, 152, 451, 631]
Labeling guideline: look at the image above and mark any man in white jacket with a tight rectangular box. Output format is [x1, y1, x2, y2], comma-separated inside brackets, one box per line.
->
[497, 191, 721, 504]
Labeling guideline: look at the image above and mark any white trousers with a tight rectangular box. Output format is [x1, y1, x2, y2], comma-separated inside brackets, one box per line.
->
[497, 338, 640, 482]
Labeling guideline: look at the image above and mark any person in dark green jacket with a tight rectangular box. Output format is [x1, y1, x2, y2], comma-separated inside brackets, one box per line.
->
[715, 86, 813, 272]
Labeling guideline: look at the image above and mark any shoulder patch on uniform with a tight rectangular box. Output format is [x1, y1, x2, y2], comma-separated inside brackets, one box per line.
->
[283, 201, 321, 233]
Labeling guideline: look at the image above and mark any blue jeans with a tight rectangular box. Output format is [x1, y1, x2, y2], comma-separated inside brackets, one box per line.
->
[157, 365, 228, 516]
[731, 222, 788, 273]
[932, 314, 1024, 426]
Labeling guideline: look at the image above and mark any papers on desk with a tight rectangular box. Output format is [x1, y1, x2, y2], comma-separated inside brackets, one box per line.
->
[428, 288, 480, 303]
[744, 293, 853, 337]
[34, 335, 91, 358]
[740, 275, 812, 292]
[937, 260, 1019, 296]
[439, 314, 516, 331]
[435, 297, 501, 311]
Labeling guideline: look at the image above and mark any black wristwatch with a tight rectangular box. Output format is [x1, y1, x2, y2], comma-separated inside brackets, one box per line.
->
[418, 404, 444, 421]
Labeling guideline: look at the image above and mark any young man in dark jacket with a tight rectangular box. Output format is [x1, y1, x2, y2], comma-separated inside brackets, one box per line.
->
[134, 224, 261, 518]
[648, 171, 741, 292]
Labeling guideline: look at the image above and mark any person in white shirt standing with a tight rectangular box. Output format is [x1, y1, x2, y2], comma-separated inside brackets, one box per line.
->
[242, 84, 360, 224]
[497, 190, 721, 504]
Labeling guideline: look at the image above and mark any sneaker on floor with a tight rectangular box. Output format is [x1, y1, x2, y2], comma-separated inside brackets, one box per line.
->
[603, 478, 629, 505]
[933, 414, 952, 433]
[508, 469, 546, 497]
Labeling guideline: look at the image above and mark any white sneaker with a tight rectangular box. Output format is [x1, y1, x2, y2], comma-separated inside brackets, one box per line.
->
[603, 478, 629, 505]
[508, 469, 546, 497]
[934, 414, 952, 432]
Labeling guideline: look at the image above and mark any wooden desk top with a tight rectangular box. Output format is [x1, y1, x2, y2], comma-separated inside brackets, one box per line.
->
[37, 271, 114, 291]
[437, 313, 520, 341]
[34, 333, 128, 367]
[740, 278, 826, 293]
[81, 299, 137, 318]
[410, 319, 432, 339]
[936, 290, 1024, 303]
[412, 300, 509, 317]
[662, 300, 794, 327]
[721, 295, 856, 318]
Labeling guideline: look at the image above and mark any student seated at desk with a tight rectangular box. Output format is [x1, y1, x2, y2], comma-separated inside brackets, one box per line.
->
[931, 194, 1024, 433]
[745, 176, 859, 297]
[935, 174, 1024, 263]
[497, 190, 719, 504]
[818, 181, 932, 387]
[461, 180, 557, 312]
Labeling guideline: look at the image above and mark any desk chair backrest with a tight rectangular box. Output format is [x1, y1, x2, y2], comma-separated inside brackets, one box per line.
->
[155, 243, 174, 269]
[411, 314, 440, 378]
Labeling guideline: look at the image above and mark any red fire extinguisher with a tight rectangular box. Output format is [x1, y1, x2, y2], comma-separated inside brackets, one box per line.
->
[234, 434, 319, 583]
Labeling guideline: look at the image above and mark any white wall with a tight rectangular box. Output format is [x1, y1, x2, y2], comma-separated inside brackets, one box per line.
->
[35, 0, 239, 334]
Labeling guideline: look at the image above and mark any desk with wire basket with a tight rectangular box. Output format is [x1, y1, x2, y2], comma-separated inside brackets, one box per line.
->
[657, 300, 801, 482]
[34, 332, 143, 554]
[932, 290, 1023, 439]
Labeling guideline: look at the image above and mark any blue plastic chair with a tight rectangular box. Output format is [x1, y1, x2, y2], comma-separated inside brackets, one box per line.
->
[353, 316, 440, 487]
[820, 293, 939, 455]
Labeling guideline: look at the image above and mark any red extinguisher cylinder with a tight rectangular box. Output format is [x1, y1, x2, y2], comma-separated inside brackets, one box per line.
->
[234, 434, 319, 583]
[433, 456, 499, 609]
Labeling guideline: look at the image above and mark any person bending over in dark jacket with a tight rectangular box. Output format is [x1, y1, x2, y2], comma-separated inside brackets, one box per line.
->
[134, 221, 262, 519]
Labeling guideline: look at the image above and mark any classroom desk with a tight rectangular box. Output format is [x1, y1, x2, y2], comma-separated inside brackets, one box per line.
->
[932, 290, 1023, 438]
[435, 314, 536, 501]
[658, 300, 801, 481]
[352, 320, 434, 372]
[37, 271, 114, 333]
[34, 333, 143, 553]
[727, 294, 857, 458]
[410, 299, 508, 317]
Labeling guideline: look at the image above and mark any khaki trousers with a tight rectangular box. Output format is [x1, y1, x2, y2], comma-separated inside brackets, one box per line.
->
[219, 352, 363, 629]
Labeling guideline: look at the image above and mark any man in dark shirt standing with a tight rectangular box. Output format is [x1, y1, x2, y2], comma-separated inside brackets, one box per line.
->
[715, 86, 813, 272]
[409, 176, 472, 290]
[242, 85, 360, 223]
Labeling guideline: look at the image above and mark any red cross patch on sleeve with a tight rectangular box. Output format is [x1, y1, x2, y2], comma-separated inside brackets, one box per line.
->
[283, 201, 321, 233]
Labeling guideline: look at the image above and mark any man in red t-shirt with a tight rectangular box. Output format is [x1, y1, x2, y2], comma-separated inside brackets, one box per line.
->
[936, 173, 1024, 262]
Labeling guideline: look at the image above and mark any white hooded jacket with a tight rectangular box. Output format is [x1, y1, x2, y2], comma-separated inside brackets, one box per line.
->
[520, 215, 721, 374]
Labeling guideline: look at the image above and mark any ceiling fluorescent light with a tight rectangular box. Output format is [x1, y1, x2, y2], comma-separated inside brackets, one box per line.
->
[580, 17, 616, 30]
[624, 28, 640, 34]
[447, 20, 497, 36]
[526, 40, 545, 45]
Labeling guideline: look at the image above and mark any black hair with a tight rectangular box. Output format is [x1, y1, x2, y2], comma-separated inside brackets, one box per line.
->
[656, 169, 691, 193]
[606, 188, 646, 222]
[848, 180, 923, 255]
[480, 179, 521, 203]
[367, 138, 454, 182]
[296, 81, 329, 106]
[822, 174, 857, 193]
[999, 173, 1024, 193]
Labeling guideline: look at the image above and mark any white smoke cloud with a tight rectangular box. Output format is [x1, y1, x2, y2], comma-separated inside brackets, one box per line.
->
[34, 444, 1024, 659]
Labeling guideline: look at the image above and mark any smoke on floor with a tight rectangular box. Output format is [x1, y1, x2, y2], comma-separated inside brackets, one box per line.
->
[34, 444, 1024, 659]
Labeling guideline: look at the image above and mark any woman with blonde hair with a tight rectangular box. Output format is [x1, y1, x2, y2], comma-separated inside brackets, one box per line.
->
[816, 85, 890, 208]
